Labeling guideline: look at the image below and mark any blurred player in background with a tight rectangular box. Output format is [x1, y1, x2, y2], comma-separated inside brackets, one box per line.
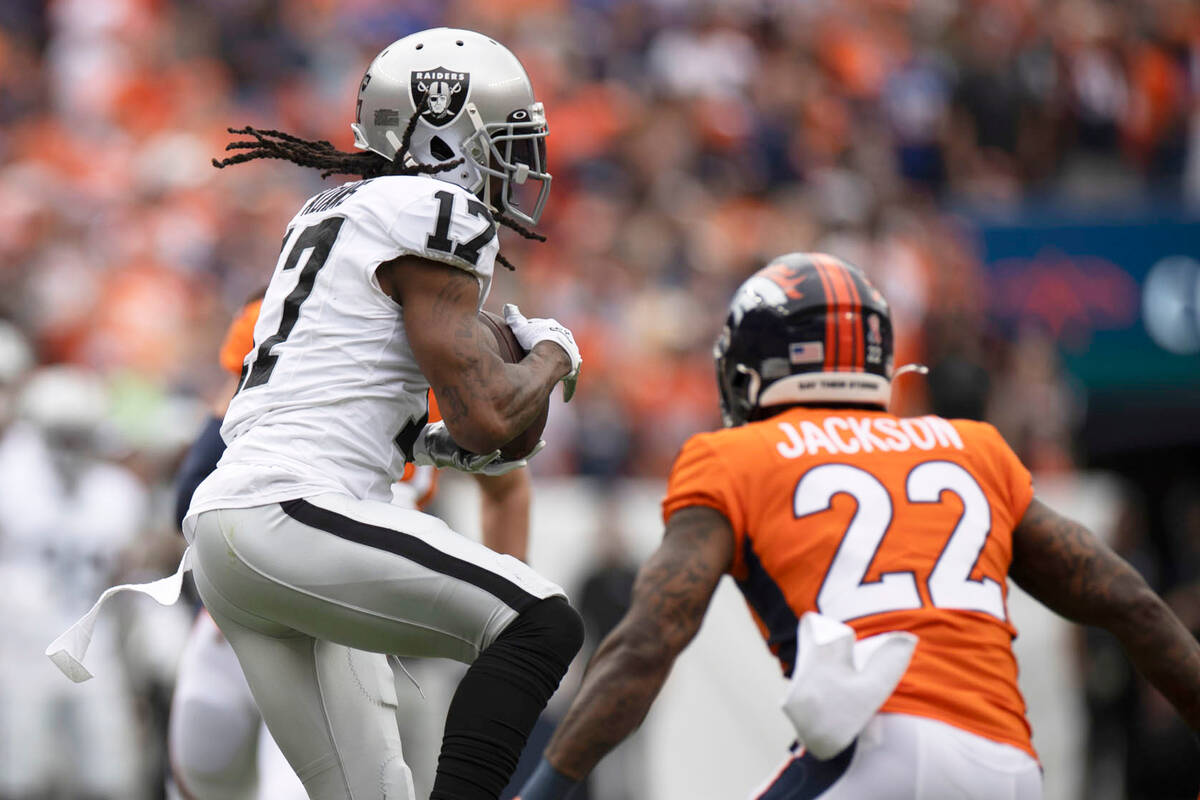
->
[0, 361, 148, 799]
[518, 254, 1200, 800]
[169, 296, 533, 800]
[183, 27, 582, 800]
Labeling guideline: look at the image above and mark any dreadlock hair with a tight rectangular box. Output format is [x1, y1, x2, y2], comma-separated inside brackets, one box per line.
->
[492, 211, 546, 271]
[213, 109, 456, 180]
[212, 110, 545, 270]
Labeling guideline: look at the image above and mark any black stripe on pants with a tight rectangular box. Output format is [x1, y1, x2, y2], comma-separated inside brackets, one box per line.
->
[279, 498, 539, 612]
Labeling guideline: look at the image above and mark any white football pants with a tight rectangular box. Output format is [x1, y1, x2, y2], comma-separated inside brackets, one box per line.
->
[187, 493, 562, 800]
[752, 713, 1042, 800]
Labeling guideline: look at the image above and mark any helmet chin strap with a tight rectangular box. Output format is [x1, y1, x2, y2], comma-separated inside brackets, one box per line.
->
[384, 130, 408, 162]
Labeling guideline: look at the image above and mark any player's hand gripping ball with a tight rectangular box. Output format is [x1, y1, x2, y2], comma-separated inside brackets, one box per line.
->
[479, 310, 550, 460]
[501, 304, 582, 402]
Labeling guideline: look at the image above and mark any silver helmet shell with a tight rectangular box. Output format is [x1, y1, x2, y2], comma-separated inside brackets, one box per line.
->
[351, 28, 551, 226]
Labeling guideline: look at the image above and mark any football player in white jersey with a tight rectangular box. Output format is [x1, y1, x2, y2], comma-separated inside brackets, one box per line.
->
[184, 28, 583, 800]
[169, 300, 533, 800]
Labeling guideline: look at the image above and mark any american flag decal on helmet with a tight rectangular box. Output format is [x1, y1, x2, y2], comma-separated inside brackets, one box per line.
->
[789, 342, 825, 365]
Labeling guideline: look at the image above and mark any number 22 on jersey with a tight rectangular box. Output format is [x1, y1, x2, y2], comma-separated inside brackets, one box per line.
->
[797, 461, 1007, 623]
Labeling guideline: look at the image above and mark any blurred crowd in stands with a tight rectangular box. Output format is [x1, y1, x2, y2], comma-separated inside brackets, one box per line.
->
[2, 0, 1198, 477]
[1, 0, 1198, 798]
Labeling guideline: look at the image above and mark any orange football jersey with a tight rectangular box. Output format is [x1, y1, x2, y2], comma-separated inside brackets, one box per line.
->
[218, 299, 263, 376]
[662, 407, 1036, 758]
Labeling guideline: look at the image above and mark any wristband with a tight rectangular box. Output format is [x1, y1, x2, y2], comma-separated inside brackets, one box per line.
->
[516, 758, 580, 800]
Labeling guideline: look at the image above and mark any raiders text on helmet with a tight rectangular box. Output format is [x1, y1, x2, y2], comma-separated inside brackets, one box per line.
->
[351, 28, 550, 226]
[715, 253, 895, 426]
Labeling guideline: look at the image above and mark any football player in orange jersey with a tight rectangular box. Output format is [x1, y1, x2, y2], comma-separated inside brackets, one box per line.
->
[168, 294, 532, 800]
[518, 253, 1200, 799]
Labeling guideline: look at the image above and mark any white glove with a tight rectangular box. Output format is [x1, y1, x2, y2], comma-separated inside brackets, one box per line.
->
[503, 304, 582, 402]
[411, 421, 540, 476]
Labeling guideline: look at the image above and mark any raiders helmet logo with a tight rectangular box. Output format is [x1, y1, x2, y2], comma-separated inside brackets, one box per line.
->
[410, 68, 470, 127]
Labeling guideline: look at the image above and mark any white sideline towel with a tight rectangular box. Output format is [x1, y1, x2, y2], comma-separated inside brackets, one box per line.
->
[46, 547, 193, 683]
[781, 612, 917, 759]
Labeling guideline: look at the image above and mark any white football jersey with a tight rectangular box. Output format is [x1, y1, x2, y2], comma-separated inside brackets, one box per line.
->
[187, 175, 499, 521]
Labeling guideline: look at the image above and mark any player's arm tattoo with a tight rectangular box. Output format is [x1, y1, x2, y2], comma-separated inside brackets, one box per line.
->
[1011, 498, 1200, 731]
[436, 385, 469, 426]
[382, 255, 563, 452]
[544, 506, 735, 779]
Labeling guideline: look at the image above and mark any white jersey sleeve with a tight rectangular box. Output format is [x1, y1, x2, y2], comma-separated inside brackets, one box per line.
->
[356, 176, 499, 306]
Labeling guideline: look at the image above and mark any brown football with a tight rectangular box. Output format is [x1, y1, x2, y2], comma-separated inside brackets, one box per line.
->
[479, 310, 549, 460]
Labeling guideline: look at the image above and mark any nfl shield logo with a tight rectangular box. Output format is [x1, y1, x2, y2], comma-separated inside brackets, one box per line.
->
[410, 67, 470, 128]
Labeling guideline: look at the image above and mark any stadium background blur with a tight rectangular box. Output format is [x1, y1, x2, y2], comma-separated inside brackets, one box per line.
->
[1, 0, 1198, 798]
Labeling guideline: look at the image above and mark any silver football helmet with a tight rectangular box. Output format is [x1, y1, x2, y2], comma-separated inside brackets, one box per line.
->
[351, 28, 551, 226]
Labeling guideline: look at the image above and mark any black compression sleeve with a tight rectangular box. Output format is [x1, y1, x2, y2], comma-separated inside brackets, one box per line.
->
[432, 596, 583, 800]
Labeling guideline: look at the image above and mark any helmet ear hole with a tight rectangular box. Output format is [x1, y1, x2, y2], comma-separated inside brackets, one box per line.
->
[429, 136, 454, 161]
[734, 363, 761, 406]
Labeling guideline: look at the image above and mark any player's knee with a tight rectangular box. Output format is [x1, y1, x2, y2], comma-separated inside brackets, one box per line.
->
[527, 596, 584, 664]
[499, 596, 584, 669]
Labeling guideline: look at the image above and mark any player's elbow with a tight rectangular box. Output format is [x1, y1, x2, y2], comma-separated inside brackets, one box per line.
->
[1103, 579, 1170, 637]
[607, 617, 688, 674]
[444, 409, 513, 455]
[614, 636, 675, 678]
